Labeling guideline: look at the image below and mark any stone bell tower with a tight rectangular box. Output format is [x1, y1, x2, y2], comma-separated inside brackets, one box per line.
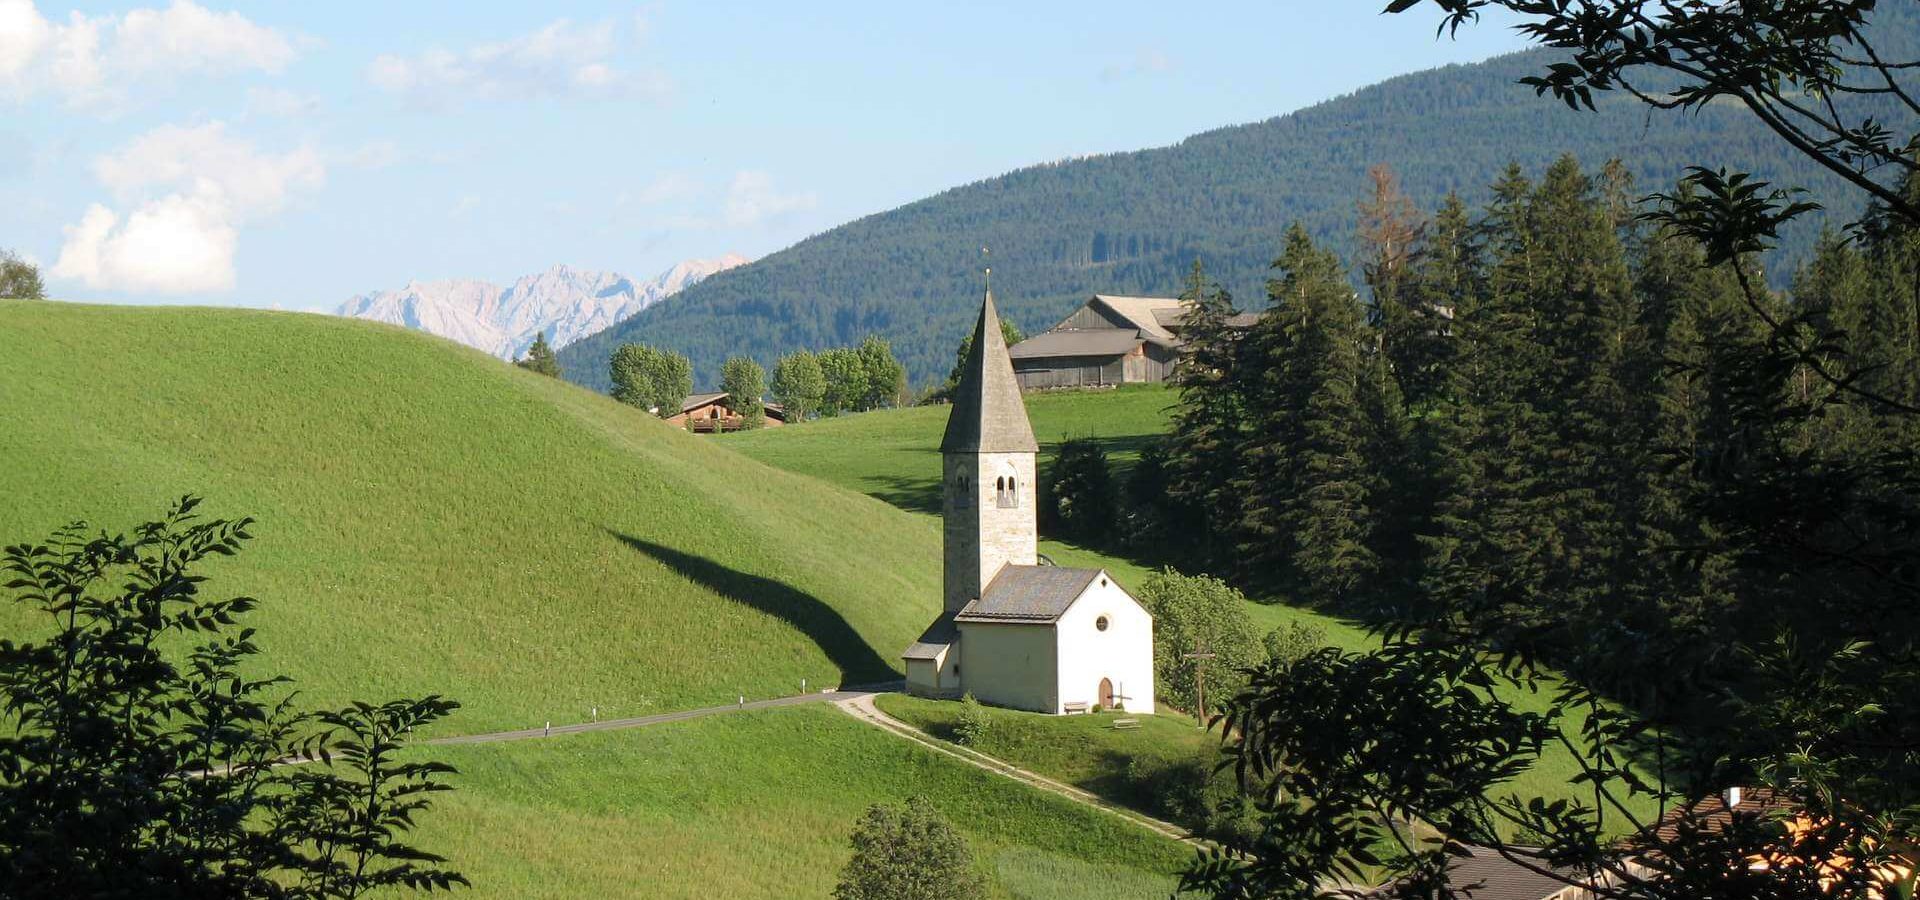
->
[940, 280, 1039, 614]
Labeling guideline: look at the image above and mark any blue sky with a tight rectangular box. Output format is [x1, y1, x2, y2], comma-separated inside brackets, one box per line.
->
[0, 1, 1529, 310]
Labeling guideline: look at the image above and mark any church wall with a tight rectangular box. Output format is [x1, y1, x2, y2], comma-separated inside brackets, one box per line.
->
[956, 621, 1058, 713]
[1055, 576, 1156, 715]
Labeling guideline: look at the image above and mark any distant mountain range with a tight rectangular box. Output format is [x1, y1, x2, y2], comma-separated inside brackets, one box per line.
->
[338, 255, 749, 360]
[557, 8, 1918, 391]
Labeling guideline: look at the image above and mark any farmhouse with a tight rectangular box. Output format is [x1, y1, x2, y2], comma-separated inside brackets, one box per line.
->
[663, 392, 788, 432]
[1008, 294, 1257, 390]
[903, 286, 1155, 714]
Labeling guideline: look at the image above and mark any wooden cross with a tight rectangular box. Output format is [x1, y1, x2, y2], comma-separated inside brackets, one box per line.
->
[1184, 639, 1217, 725]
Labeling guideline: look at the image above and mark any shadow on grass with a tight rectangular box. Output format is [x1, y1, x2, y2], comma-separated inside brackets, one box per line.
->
[606, 530, 898, 685]
[863, 474, 943, 515]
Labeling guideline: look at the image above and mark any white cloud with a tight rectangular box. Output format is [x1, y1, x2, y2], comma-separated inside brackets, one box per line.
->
[618, 172, 697, 208]
[1100, 48, 1175, 81]
[723, 170, 817, 227]
[52, 122, 322, 294]
[368, 15, 665, 108]
[338, 139, 400, 170]
[243, 85, 319, 118]
[0, 0, 296, 108]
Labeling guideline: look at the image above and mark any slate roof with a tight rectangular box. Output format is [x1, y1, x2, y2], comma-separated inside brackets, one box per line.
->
[941, 288, 1040, 453]
[954, 565, 1102, 623]
[903, 611, 957, 660]
[1006, 329, 1142, 360]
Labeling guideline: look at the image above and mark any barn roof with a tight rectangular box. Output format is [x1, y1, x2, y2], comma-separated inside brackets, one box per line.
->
[955, 565, 1103, 623]
[941, 288, 1039, 453]
[903, 611, 957, 660]
[1006, 329, 1142, 360]
[1090, 295, 1184, 344]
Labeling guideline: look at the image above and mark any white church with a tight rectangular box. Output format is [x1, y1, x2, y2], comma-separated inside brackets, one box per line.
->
[902, 285, 1155, 715]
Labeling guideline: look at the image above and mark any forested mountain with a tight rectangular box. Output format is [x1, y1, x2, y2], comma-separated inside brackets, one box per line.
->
[560, 16, 1915, 390]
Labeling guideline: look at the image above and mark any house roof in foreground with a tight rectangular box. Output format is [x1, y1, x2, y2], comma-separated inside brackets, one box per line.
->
[955, 565, 1104, 624]
[1371, 846, 1591, 900]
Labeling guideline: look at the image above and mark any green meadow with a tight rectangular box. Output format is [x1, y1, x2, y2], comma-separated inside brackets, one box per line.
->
[0, 300, 944, 733]
[407, 705, 1188, 899]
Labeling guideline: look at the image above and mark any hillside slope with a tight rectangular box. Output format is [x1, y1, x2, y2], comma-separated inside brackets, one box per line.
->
[560, 14, 1917, 389]
[0, 300, 941, 734]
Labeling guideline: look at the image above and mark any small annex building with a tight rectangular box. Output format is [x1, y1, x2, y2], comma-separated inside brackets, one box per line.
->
[903, 285, 1155, 715]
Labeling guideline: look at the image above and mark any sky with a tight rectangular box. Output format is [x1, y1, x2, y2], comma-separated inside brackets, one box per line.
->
[0, 1, 1530, 311]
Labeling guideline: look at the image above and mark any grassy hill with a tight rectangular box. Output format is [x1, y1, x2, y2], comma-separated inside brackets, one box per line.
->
[557, 9, 1920, 390]
[0, 300, 1196, 897]
[412, 705, 1189, 899]
[0, 299, 945, 734]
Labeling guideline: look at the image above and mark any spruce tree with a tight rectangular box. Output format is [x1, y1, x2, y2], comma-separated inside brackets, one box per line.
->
[515, 331, 561, 377]
[1237, 225, 1383, 601]
[1164, 260, 1245, 563]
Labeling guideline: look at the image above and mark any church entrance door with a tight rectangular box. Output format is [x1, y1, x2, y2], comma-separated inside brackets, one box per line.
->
[1098, 678, 1113, 708]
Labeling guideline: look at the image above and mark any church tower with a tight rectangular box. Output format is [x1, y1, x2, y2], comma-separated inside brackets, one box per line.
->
[940, 283, 1039, 614]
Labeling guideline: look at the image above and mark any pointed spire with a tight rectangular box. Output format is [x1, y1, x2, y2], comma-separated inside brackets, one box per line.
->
[942, 279, 1038, 453]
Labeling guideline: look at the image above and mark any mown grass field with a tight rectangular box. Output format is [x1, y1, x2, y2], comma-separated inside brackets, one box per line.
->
[407, 705, 1189, 900]
[0, 300, 946, 734]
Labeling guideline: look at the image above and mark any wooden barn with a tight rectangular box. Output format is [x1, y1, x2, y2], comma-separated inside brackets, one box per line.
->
[1007, 294, 1254, 390]
[663, 392, 787, 432]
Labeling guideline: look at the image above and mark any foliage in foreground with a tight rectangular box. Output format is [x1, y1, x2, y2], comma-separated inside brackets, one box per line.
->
[0, 497, 464, 899]
[833, 798, 986, 900]
[1178, 2, 1920, 897]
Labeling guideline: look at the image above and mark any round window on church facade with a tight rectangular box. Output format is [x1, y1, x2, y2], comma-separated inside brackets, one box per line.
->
[1095, 615, 1109, 632]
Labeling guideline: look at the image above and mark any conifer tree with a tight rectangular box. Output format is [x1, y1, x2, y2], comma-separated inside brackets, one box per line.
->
[515, 331, 561, 377]
[1237, 225, 1383, 601]
[1164, 260, 1245, 564]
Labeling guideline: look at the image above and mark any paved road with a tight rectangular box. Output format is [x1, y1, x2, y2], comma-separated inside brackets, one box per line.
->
[426, 689, 880, 746]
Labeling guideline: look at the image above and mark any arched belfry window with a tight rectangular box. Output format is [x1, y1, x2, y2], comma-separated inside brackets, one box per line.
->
[996, 467, 1019, 509]
[955, 472, 974, 509]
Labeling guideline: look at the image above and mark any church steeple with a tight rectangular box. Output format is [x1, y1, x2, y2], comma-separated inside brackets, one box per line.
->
[941, 285, 1038, 453]
[940, 274, 1039, 614]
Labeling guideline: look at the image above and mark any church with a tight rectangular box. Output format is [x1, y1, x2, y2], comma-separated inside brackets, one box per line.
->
[902, 285, 1155, 715]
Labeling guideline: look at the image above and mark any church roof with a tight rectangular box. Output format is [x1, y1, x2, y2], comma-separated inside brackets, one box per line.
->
[903, 611, 957, 660]
[941, 288, 1039, 453]
[955, 565, 1103, 623]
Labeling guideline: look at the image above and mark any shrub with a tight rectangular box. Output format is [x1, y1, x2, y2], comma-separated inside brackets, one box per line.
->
[0, 497, 465, 898]
[1263, 620, 1329, 665]
[952, 692, 991, 747]
[1137, 568, 1262, 717]
[833, 798, 985, 900]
